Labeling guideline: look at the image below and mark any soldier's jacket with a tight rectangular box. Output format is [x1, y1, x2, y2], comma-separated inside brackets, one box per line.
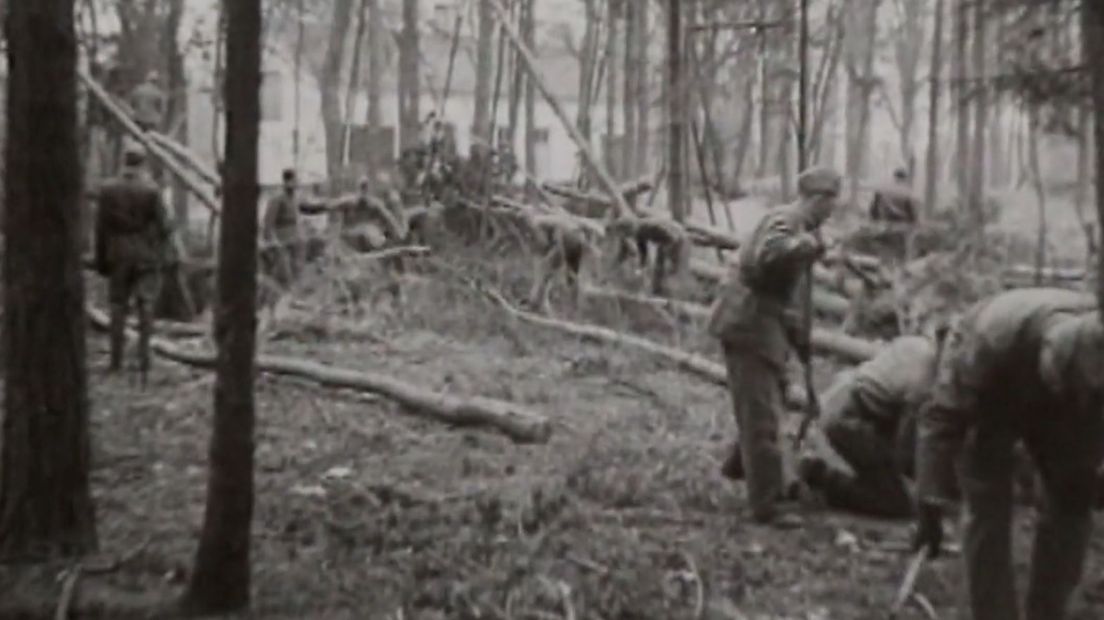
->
[94, 170, 173, 270]
[869, 182, 919, 224]
[917, 288, 1101, 505]
[706, 203, 820, 367]
[335, 191, 408, 242]
[828, 335, 938, 432]
[264, 192, 302, 242]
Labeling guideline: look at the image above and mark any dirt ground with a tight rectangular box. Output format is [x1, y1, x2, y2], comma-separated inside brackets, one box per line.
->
[3, 191, 1104, 619]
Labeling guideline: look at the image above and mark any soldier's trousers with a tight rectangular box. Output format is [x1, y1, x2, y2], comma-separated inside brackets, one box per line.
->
[722, 343, 786, 521]
[109, 263, 162, 374]
[959, 420, 1099, 620]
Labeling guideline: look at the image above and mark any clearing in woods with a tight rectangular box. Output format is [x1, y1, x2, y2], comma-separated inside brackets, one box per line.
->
[3, 190, 1103, 619]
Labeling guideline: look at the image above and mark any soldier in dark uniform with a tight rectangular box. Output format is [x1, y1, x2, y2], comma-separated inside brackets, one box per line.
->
[707, 165, 842, 528]
[605, 215, 688, 296]
[913, 288, 1103, 620]
[869, 167, 919, 224]
[93, 146, 174, 384]
[797, 332, 944, 518]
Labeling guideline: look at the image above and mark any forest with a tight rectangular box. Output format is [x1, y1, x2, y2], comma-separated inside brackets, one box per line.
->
[0, 0, 1103, 618]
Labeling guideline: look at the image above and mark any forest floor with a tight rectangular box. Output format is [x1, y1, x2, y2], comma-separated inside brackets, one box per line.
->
[2, 189, 1103, 619]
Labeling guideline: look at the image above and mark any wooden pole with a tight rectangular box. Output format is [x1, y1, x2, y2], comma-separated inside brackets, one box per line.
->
[488, 0, 638, 220]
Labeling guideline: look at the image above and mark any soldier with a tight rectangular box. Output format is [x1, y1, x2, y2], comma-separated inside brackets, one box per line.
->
[93, 146, 174, 385]
[335, 174, 408, 250]
[706, 165, 842, 528]
[868, 167, 919, 225]
[796, 330, 946, 519]
[263, 168, 306, 285]
[128, 71, 165, 133]
[605, 214, 688, 296]
[912, 288, 1103, 620]
[526, 213, 599, 313]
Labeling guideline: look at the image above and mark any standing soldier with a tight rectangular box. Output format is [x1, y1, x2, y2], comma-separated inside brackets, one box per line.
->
[263, 168, 305, 285]
[706, 165, 842, 528]
[93, 146, 174, 385]
[797, 330, 945, 518]
[913, 288, 1103, 620]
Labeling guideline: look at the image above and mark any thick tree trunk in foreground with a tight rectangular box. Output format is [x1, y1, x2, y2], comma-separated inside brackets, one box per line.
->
[179, 0, 261, 613]
[0, 0, 97, 561]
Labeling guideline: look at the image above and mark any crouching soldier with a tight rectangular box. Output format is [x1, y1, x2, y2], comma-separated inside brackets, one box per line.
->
[526, 213, 599, 313]
[605, 215, 688, 296]
[336, 175, 409, 251]
[93, 147, 174, 384]
[797, 330, 945, 519]
[707, 165, 842, 528]
[912, 288, 1103, 620]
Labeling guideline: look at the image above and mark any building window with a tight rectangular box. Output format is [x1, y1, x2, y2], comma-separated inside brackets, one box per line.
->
[261, 70, 282, 121]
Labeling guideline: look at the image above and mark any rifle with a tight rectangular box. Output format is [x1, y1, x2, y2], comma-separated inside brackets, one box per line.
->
[793, 256, 821, 451]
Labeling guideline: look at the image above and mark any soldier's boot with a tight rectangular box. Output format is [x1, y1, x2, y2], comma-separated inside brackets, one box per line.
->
[108, 301, 128, 372]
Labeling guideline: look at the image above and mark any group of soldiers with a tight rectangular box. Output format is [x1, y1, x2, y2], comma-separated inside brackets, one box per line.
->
[708, 164, 1104, 619]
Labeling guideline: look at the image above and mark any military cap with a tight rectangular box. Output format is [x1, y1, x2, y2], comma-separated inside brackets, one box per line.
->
[796, 165, 842, 196]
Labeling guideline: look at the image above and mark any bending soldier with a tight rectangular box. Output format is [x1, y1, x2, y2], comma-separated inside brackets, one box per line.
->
[868, 168, 919, 225]
[605, 215, 688, 296]
[706, 165, 842, 528]
[798, 331, 945, 519]
[912, 288, 1103, 620]
[336, 175, 408, 250]
[93, 147, 174, 384]
[527, 213, 598, 313]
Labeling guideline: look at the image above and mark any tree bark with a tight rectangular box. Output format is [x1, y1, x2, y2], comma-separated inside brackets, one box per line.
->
[473, 0, 495, 148]
[342, 0, 369, 166]
[967, 0, 988, 212]
[321, 0, 355, 176]
[398, 0, 421, 149]
[622, 0, 638, 178]
[576, 0, 599, 143]
[366, 0, 382, 129]
[605, 0, 621, 179]
[634, 1, 650, 177]
[1084, 0, 1104, 310]
[507, 0, 524, 150]
[522, 0, 537, 184]
[952, 0, 971, 201]
[843, 0, 881, 205]
[893, 0, 924, 170]
[179, 0, 261, 612]
[923, 0, 945, 217]
[666, 0, 686, 222]
[0, 0, 97, 562]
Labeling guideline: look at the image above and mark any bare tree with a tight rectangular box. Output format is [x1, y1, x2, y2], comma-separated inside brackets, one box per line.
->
[923, 0, 946, 217]
[0, 0, 97, 562]
[883, 0, 925, 171]
[399, 0, 421, 149]
[179, 0, 262, 612]
[321, 0, 355, 176]
[473, 0, 495, 148]
[667, 0, 686, 221]
[605, 0, 621, 178]
[952, 0, 971, 200]
[634, 0, 650, 177]
[523, 0, 537, 184]
[968, 0, 989, 210]
[622, 0, 638, 178]
[366, 0, 382, 129]
[842, 0, 882, 203]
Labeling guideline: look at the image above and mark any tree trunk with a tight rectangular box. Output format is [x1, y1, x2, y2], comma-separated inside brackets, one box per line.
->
[1083, 0, 1104, 310]
[366, 0, 382, 129]
[967, 0, 988, 212]
[342, 0, 369, 167]
[293, 0, 304, 163]
[0, 0, 97, 561]
[522, 0, 536, 184]
[576, 0, 598, 143]
[163, 0, 188, 228]
[321, 0, 355, 177]
[923, 0, 946, 217]
[179, 0, 260, 613]
[473, 0, 495, 149]
[605, 0, 621, 179]
[894, 0, 924, 170]
[843, 0, 881, 205]
[952, 0, 971, 201]
[622, 0, 638, 178]
[507, 1, 525, 153]
[398, 0, 421, 150]
[666, 0, 686, 222]
[634, 0, 650, 177]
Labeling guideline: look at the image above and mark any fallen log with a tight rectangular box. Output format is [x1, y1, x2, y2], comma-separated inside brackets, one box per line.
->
[688, 260, 853, 318]
[85, 306, 552, 444]
[579, 286, 880, 364]
[479, 287, 730, 384]
[147, 131, 221, 188]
